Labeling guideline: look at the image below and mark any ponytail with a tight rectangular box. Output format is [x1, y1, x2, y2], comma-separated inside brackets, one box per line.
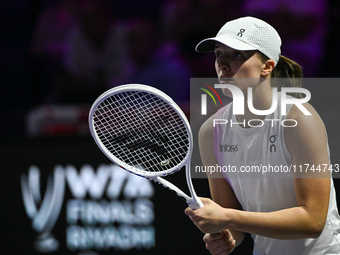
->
[259, 53, 304, 98]
[272, 55, 303, 98]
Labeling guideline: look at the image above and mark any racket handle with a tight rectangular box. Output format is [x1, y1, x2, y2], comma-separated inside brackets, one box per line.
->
[188, 197, 204, 210]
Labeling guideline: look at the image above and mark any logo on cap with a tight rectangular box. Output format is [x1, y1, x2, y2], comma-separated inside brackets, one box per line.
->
[237, 29, 245, 37]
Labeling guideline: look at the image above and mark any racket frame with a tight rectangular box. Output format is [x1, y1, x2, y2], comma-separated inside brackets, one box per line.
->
[89, 84, 203, 209]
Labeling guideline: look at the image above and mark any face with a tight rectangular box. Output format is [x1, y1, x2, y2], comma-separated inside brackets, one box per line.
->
[214, 42, 266, 96]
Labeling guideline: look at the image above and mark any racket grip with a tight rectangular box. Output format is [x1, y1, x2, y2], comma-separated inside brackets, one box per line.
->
[188, 197, 204, 210]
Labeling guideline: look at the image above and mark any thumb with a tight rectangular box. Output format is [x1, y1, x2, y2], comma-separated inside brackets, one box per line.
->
[222, 229, 230, 235]
[184, 206, 194, 216]
[222, 229, 233, 238]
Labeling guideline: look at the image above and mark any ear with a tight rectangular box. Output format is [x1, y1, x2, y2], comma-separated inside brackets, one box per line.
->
[261, 59, 275, 77]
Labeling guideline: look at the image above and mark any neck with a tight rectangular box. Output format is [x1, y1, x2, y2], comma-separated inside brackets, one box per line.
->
[236, 80, 273, 128]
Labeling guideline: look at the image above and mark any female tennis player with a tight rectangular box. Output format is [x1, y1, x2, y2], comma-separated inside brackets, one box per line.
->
[185, 17, 340, 255]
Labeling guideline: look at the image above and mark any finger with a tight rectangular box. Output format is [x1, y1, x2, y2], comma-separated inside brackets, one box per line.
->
[221, 230, 235, 247]
[218, 245, 235, 255]
[203, 232, 224, 243]
[218, 231, 236, 254]
[206, 241, 235, 255]
[205, 234, 231, 248]
[204, 231, 236, 255]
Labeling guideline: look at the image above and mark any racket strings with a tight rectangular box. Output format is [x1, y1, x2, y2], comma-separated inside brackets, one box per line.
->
[93, 90, 189, 174]
[96, 93, 187, 169]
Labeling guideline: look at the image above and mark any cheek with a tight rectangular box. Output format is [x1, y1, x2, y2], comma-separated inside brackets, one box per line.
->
[238, 61, 263, 78]
[215, 60, 219, 75]
[236, 78, 260, 90]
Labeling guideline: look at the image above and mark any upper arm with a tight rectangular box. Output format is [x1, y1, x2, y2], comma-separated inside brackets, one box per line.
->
[198, 114, 242, 210]
[285, 104, 330, 227]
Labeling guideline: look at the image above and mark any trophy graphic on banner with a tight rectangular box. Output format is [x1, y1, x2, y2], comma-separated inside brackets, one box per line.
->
[21, 165, 65, 253]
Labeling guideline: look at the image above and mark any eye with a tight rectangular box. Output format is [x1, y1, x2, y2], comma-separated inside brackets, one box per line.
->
[214, 51, 222, 58]
[232, 51, 243, 59]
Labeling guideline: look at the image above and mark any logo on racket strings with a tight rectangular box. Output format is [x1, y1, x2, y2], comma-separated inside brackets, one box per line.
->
[160, 159, 170, 166]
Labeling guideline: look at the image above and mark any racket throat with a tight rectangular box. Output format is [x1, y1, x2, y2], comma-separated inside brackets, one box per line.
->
[150, 176, 203, 209]
[151, 176, 191, 202]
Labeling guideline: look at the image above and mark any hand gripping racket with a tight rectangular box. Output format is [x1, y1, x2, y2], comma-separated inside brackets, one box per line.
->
[89, 84, 203, 209]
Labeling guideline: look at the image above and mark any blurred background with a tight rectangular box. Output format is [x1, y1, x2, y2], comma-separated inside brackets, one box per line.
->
[1, 0, 340, 254]
[1, 0, 340, 135]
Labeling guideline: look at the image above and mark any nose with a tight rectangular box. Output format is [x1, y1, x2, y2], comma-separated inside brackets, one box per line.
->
[216, 58, 230, 75]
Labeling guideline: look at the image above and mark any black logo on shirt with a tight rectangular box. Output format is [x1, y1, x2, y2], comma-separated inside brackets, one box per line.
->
[269, 135, 276, 153]
[220, 143, 238, 153]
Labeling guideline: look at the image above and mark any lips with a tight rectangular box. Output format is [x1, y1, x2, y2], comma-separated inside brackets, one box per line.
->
[219, 77, 234, 84]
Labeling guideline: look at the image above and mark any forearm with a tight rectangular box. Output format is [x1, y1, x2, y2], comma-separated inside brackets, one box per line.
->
[228, 206, 325, 240]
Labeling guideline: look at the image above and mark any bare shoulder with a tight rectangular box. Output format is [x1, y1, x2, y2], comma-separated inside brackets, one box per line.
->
[285, 103, 329, 169]
[285, 103, 326, 139]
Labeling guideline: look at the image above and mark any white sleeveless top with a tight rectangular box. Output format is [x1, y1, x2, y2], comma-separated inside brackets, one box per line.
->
[213, 93, 340, 255]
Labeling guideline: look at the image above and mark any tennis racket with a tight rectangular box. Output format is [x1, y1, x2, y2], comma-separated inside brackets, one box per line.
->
[88, 84, 203, 210]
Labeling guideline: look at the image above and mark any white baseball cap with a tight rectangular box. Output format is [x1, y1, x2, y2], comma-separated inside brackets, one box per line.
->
[195, 16, 281, 65]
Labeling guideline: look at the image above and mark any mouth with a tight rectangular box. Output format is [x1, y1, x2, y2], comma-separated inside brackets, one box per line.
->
[219, 77, 234, 84]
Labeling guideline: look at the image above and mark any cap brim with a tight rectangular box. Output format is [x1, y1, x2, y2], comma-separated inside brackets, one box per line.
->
[195, 36, 257, 53]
